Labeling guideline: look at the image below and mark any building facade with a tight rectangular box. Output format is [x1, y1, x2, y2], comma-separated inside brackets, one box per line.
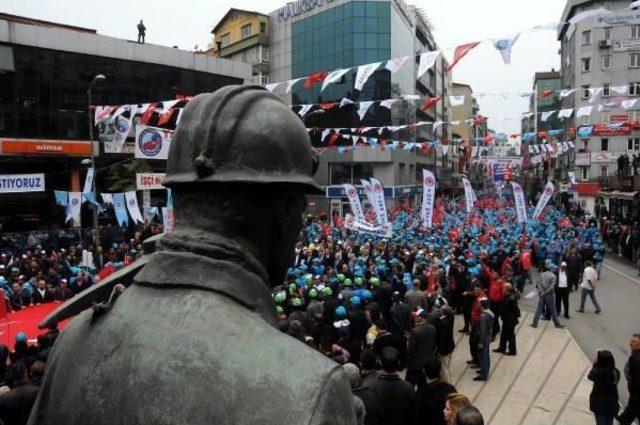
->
[268, 0, 452, 215]
[559, 0, 640, 218]
[209, 9, 271, 86]
[0, 14, 250, 232]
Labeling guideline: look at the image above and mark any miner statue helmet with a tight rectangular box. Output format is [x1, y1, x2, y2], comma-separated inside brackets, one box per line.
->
[164, 85, 322, 193]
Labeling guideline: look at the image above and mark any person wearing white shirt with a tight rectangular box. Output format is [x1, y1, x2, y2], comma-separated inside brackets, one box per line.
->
[577, 260, 602, 314]
[556, 261, 571, 319]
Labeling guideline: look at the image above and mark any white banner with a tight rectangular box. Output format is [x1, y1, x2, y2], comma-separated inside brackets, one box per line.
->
[568, 171, 576, 185]
[136, 173, 167, 190]
[361, 179, 378, 225]
[354, 62, 382, 91]
[462, 178, 475, 213]
[417, 50, 440, 78]
[135, 125, 173, 160]
[82, 167, 94, 194]
[357, 101, 374, 120]
[493, 33, 520, 65]
[511, 182, 527, 223]
[161, 207, 175, 233]
[421, 170, 436, 228]
[385, 56, 410, 73]
[321, 68, 350, 92]
[112, 114, 133, 153]
[0, 173, 45, 193]
[532, 181, 555, 220]
[344, 214, 392, 238]
[65, 192, 82, 226]
[343, 184, 366, 222]
[101, 193, 113, 205]
[370, 178, 389, 227]
[125, 191, 145, 224]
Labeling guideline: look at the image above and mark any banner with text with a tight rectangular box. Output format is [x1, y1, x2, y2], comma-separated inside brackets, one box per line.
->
[421, 170, 436, 228]
[533, 181, 555, 220]
[0, 173, 45, 193]
[134, 125, 173, 160]
[343, 184, 366, 222]
[136, 173, 167, 190]
[511, 182, 528, 223]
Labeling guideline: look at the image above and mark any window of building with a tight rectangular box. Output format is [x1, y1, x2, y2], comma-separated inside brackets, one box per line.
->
[220, 33, 231, 47]
[602, 55, 612, 70]
[633, 25, 640, 39]
[630, 82, 640, 96]
[582, 85, 590, 99]
[631, 53, 640, 68]
[581, 115, 591, 125]
[329, 163, 351, 185]
[600, 166, 609, 177]
[630, 110, 640, 121]
[603, 83, 611, 96]
[582, 58, 591, 72]
[582, 139, 590, 150]
[628, 138, 640, 151]
[601, 138, 609, 151]
[581, 167, 589, 181]
[261, 46, 269, 62]
[353, 163, 374, 182]
[241, 24, 252, 39]
[260, 22, 266, 33]
[602, 111, 611, 123]
[604, 27, 613, 40]
[582, 30, 591, 45]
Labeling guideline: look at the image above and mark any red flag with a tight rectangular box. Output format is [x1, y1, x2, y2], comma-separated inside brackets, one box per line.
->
[446, 42, 481, 74]
[422, 96, 442, 111]
[473, 116, 487, 126]
[303, 71, 329, 88]
[327, 132, 341, 146]
[140, 102, 157, 125]
[509, 133, 520, 138]
[318, 102, 337, 110]
[539, 89, 554, 98]
[537, 131, 547, 139]
[158, 108, 176, 126]
[483, 134, 494, 143]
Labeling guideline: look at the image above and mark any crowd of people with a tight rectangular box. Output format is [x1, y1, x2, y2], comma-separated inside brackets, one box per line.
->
[271, 194, 616, 424]
[1, 192, 639, 425]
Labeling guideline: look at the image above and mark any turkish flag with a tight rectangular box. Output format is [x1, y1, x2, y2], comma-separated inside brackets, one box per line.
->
[158, 108, 176, 126]
[422, 96, 442, 111]
[483, 134, 494, 143]
[140, 102, 157, 125]
[446, 42, 481, 74]
[303, 71, 329, 88]
[539, 89, 554, 98]
[473, 116, 487, 126]
[327, 131, 341, 146]
[318, 102, 337, 110]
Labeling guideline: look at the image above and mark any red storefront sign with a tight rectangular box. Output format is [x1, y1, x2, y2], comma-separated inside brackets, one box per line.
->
[591, 125, 632, 136]
[0, 139, 92, 156]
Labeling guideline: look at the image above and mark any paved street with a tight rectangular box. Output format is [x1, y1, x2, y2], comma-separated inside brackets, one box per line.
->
[450, 255, 640, 425]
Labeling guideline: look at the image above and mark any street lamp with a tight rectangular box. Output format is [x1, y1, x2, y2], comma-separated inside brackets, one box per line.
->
[87, 74, 106, 251]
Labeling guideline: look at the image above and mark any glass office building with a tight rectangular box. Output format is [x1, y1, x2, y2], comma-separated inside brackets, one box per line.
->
[269, 0, 452, 215]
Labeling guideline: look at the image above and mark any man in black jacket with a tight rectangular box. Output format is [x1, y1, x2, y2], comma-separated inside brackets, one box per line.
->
[405, 309, 436, 388]
[564, 248, 583, 291]
[494, 283, 519, 356]
[475, 299, 494, 381]
[372, 347, 415, 425]
[413, 359, 456, 425]
[619, 333, 640, 425]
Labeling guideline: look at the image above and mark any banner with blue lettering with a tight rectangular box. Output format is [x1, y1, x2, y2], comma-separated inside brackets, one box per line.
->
[0, 173, 45, 193]
[113, 193, 129, 227]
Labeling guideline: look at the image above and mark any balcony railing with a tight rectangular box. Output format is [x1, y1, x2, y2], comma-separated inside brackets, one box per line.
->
[599, 175, 640, 191]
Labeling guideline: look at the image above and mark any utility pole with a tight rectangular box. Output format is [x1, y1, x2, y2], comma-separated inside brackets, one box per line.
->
[87, 74, 106, 251]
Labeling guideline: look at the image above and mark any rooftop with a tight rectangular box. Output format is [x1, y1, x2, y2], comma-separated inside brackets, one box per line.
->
[212, 8, 268, 34]
[0, 13, 96, 34]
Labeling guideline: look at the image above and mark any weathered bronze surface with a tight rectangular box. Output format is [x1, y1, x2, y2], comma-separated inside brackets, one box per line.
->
[28, 86, 356, 425]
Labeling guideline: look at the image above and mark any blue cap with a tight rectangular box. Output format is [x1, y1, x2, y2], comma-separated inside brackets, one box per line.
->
[350, 296, 361, 307]
[335, 306, 347, 318]
[16, 332, 27, 343]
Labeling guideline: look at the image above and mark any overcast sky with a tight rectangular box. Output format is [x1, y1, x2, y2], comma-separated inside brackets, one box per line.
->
[3, 0, 565, 133]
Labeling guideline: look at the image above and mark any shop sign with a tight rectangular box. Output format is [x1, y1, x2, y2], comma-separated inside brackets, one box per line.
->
[592, 124, 632, 136]
[136, 173, 166, 190]
[613, 39, 640, 51]
[575, 152, 591, 166]
[610, 114, 628, 122]
[595, 11, 640, 27]
[0, 139, 92, 156]
[0, 173, 45, 193]
[278, 0, 335, 21]
[591, 152, 614, 163]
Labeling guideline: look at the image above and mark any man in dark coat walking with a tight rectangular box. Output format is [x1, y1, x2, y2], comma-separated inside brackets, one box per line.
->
[413, 359, 457, 425]
[372, 347, 415, 425]
[28, 87, 356, 425]
[405, 309, 436, 388]
[494, 283, 519, 356]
